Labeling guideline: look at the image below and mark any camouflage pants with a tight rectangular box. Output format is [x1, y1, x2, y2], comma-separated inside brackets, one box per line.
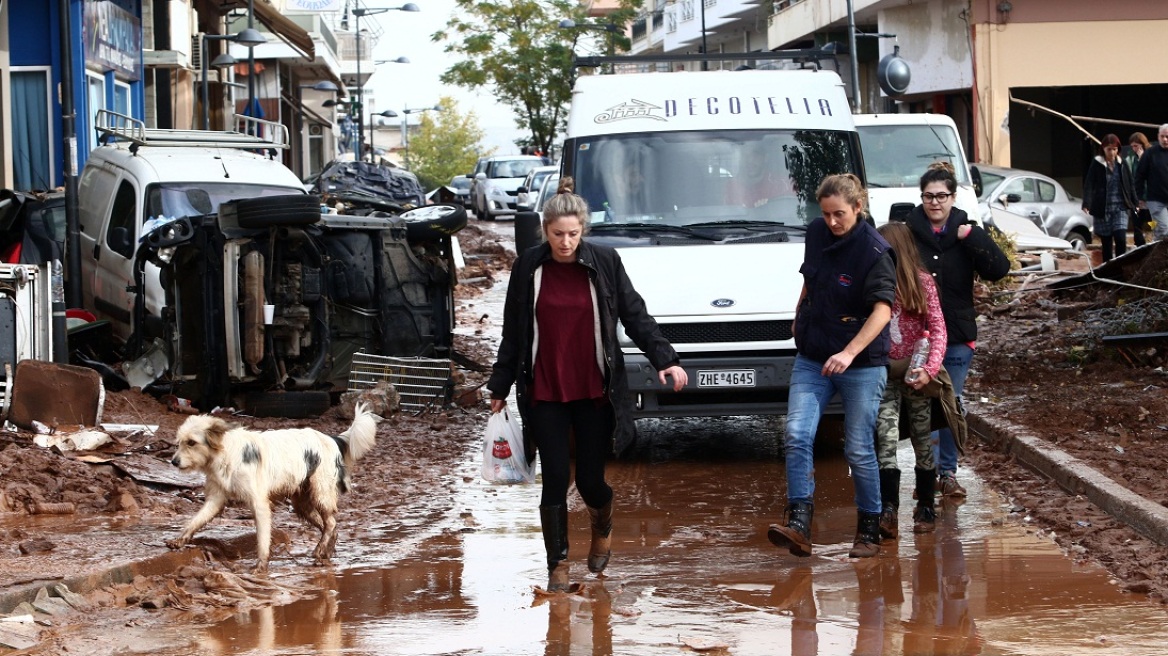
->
[875, 379, 935, 471]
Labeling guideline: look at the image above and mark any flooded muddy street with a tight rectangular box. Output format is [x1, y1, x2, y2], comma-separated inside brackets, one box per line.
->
[7, 220, 1168, 655]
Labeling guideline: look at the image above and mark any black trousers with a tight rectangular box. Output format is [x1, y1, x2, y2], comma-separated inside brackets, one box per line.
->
[526, 399, 615, 509]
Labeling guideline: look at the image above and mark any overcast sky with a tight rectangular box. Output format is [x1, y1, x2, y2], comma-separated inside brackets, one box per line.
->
[360, 0, 528, 155]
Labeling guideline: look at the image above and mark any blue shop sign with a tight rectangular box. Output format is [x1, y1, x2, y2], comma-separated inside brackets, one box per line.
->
[84, 1, 141, 81]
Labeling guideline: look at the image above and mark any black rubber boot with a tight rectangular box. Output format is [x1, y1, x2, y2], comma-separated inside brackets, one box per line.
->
[540, 504, 570, 591]
[878, 468, 901, 540]
[767, 502, 814, 557]
[587, 499, 613, 574]
[849, 511, 882, 558]
[912, 468, 937, 533]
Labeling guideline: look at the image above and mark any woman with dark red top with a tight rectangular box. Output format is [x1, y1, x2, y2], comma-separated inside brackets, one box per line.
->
[487, 177, 687, 593]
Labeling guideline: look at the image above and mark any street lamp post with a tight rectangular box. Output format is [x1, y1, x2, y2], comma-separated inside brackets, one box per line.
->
[201, 33, 238, 131]
[369, 109, 398, 163]
[400, 105, 441, 170]
[558, 19, 620, 74]
[350, 3, 419, 160]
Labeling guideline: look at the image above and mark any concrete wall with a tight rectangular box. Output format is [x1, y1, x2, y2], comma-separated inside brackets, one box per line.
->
[974, 18, 1168, 166]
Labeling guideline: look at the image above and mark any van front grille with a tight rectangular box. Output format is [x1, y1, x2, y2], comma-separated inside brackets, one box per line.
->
[658, 320, 793, 344]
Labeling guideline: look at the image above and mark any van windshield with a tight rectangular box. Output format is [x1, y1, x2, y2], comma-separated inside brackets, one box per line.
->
[857, 124, 971, 188]
[145, 183, 305, 221]
[564, 130, 856, 227]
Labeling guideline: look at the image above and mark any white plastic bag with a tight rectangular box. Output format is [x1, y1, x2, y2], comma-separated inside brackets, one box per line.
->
[481, 409, 535, 484]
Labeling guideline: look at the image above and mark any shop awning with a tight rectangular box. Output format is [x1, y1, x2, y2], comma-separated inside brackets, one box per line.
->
[253, 0, 316, 61]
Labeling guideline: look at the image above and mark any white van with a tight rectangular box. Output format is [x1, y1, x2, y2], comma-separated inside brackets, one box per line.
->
[78, 111, 308, 343]
[561, 69, 862, 418]
[853, 113, 979, 224]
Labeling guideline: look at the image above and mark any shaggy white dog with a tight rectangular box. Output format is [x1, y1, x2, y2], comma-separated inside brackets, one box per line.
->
[169, 403, 378, 572]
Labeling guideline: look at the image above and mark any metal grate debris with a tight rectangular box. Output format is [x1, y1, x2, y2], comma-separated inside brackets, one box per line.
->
[347, 351, 452, 413]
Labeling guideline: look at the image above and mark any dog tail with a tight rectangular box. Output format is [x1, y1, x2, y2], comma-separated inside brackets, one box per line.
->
[340, 401, 379, 465]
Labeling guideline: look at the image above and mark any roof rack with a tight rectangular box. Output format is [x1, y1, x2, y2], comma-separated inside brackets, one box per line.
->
[94, 109, 290, 150]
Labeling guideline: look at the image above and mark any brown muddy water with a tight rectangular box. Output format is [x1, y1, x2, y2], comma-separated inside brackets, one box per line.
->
[145, 220, 1168, 656]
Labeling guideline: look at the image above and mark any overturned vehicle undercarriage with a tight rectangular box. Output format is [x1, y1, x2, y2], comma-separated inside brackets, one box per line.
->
[125, 197, 468, 416]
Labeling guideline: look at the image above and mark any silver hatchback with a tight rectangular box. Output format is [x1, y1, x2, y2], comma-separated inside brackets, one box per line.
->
[973, 164, 1093, 251]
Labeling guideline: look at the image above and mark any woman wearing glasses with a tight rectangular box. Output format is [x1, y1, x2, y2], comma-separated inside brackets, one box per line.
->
[904, 162, 1010, 500]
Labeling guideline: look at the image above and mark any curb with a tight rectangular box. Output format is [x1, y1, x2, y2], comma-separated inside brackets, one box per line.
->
[966, 409, 1168, 546]
[0, 547, 205, 616]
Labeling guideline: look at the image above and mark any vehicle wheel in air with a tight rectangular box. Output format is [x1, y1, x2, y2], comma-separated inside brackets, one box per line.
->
[229, 194, 322, 228]
[245, 390, 332, 418]
[400, 203, 468, 242]
[1067, 228, 1090, 252]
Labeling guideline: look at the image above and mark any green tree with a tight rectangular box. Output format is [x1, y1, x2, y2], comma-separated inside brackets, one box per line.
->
[432, 0, 638, 156]
[407, 96, 491, 192]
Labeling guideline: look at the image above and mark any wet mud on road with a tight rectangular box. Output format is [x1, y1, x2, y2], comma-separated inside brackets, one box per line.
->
[7, 220, 1168, 655]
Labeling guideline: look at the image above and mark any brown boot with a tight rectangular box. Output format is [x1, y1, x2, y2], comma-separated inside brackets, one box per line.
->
[548, 561, 571, 592]
[849, 511, 881, 558]
[767, 502, 814, 557]
[587, 500, 613, 574]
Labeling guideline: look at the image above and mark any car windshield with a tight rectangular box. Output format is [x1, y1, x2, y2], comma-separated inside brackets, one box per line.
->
[145, 183, 305, 221]
[976, 170, 1007, 201]
[857, 124, 971, 189]
[451, 177, 471, 190]
[488, 159, 541, 179]
[564, 129, 857, 226]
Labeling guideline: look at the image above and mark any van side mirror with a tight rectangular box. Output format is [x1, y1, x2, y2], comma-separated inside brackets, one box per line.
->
[889, 202, 914, 223]
[970, 165, 983, 198]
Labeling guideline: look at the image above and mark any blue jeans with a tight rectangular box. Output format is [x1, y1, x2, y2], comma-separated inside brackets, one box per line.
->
[932, 343, 973, 476]
[784, 355, 886, 515]
[1147, 200, 1168, 241]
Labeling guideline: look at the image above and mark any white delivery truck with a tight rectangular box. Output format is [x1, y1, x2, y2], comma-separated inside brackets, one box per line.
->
[561, 69, 863, 419]
[853, 113, 979, 224]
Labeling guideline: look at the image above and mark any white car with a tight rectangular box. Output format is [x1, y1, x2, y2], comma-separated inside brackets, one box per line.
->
[471, 155, 546, 220]
[516, 165, 558, 211]
[973, 164, 1093, 251]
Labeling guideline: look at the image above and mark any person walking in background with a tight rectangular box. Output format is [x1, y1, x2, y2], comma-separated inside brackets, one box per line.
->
[905, 162, 1010, 500]
[1083, 134, 1138, 263]
[873, 221, 947, 536]
[486, 177, 688, 593]
[1126, 132, 1151, 247]
[1134, 123, 1168, 241]
[768, 173, 895, 559]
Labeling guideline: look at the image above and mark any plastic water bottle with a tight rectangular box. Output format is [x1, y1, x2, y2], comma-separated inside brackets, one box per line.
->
[905, 330, 930, 384]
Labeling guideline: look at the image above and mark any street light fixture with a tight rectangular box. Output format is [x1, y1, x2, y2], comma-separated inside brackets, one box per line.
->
[559, 19, 620, 74]
[369, 109, 399, 163]
[350, 3, 419, 160]
[400, 105, 441, 170]
[200, 32, 250, 130]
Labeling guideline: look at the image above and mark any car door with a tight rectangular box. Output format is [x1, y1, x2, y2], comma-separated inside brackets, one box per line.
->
[999, 176, 1055, 234]
[89, 175, 142, 341]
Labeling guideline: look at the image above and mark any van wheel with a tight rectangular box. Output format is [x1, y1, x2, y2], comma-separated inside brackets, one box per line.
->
[400, 204, 468, 242]
[230, 194, 322, 228]
[245, 390, 332, 418]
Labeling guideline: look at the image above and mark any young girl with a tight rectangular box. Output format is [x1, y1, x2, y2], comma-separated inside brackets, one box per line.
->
[874, 221, 947, 535]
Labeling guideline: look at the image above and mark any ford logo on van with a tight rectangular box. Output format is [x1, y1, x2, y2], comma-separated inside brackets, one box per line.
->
[711, 298, 735, 308]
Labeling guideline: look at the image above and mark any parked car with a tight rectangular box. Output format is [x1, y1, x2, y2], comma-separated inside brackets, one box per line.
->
[469, 155, 546, 220]
[972, 163, 1092, 251]
[449, 174, 472, 209]
[515, 165, 558, 212]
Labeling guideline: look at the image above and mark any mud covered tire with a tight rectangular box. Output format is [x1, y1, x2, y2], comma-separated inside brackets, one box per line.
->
[230, 194, 322, 228]
[245, 390, 332, 418]
[400, 203, 468, 242]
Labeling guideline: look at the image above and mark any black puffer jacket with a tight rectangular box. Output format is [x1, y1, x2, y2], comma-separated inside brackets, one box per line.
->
[1083, 156, 1137, 219]
[905, 206, 1011, 345]
[487, 239, 680, 457]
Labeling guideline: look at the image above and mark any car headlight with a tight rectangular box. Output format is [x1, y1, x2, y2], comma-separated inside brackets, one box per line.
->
[487, 187, 508, 201]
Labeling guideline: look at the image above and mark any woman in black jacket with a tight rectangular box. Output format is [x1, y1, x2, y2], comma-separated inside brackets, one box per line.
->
[486, 177, 687, 593]
[906, 162, 1010, 499]
[1083, 133, 1138, 262]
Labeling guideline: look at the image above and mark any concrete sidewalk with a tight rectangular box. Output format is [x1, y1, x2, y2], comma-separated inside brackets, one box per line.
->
[966, 407, 1168, 546]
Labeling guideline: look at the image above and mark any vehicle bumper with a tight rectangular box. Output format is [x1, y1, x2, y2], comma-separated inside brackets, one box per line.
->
[623, 352, 799, 417]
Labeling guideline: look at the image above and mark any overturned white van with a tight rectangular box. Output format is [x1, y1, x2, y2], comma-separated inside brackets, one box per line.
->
[560, 69, 863, 418]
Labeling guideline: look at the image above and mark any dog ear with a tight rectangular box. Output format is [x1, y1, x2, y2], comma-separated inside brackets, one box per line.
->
[203, 418, 231, 451]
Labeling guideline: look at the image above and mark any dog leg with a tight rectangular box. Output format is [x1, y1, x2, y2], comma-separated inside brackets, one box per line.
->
[252, 499, 274, 574]
[173, 496, 227, 547]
